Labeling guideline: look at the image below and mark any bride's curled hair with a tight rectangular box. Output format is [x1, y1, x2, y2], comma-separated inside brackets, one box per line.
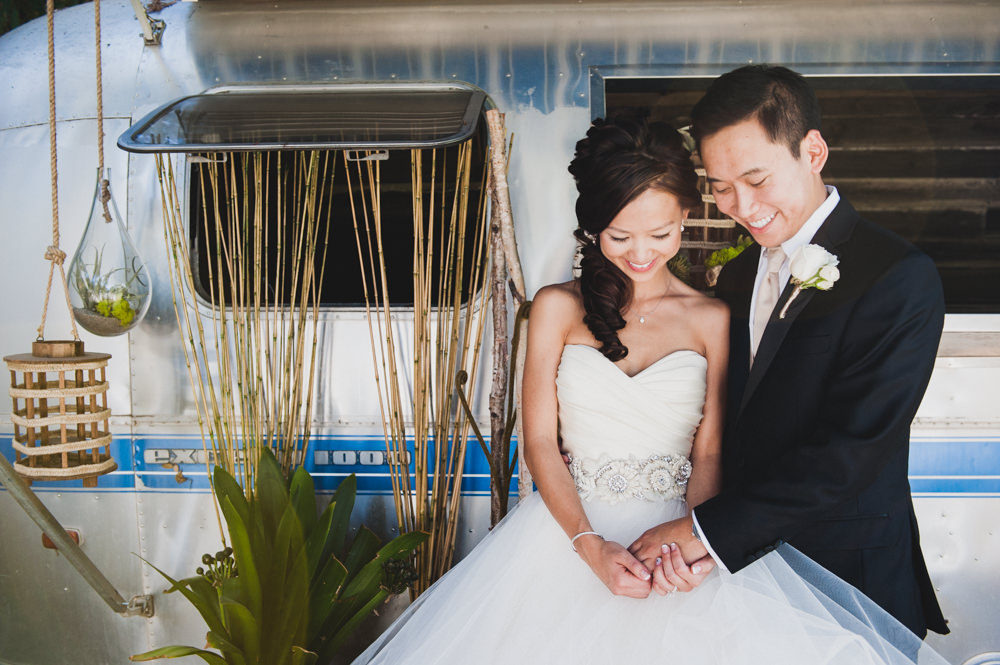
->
[568, 116, 701, 361]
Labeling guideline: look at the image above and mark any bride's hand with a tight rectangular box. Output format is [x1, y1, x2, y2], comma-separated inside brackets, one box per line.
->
[575, 536, 653, 599]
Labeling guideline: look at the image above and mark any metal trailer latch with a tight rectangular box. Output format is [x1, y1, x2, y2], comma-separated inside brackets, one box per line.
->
[125, 594, 155, 618]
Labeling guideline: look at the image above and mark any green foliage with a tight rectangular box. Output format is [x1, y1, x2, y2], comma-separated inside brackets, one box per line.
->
[0, 0, 88, 36]
[667, 254, 692, 285]
[94, 297, 136, 326]
[72, 247, 145, 327]
[705, 235, 754, 268]
[111, 298, 137, 325]
[133, 449, 428, 665]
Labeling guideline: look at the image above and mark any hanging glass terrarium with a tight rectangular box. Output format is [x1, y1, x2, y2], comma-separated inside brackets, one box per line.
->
[68, 168, 151, 336]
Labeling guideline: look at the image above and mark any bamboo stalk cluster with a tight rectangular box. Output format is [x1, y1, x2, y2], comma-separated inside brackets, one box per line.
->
[346, 145, 491, 594]
[155, 151, 331, 500]
[155, 140, 494, 592]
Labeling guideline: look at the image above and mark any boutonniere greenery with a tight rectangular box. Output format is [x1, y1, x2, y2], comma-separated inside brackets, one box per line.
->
[703, 235, 753, 287]
[778, 244, 840, 319]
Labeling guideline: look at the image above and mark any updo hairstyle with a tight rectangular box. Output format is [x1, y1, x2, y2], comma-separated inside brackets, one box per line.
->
[568, 116, 701, 361]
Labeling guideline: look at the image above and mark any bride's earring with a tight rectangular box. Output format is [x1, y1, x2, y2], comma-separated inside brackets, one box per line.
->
[680, 224, 685, 232]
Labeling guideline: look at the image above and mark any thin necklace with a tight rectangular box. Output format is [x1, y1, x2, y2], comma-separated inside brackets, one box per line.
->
[633, 282, 671, 324]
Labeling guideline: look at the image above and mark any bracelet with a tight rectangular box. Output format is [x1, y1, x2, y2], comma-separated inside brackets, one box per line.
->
[570, 531, 603, 552]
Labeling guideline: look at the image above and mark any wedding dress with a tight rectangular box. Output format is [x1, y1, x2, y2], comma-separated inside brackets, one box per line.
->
[354, 345, 948, 664]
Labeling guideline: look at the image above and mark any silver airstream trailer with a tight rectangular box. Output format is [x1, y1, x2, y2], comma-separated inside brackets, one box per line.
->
[0, 1, 997, 663]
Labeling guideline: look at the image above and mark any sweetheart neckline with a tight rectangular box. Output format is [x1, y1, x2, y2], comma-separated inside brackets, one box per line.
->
[562, 344, 706, 379]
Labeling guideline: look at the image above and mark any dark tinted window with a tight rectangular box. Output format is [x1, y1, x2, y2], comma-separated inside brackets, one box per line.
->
[187, 122, 488, 307]
[606, 75, 1000, 313]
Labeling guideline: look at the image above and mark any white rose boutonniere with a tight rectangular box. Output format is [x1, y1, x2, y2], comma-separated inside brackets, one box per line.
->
[778, 244, 840, 319]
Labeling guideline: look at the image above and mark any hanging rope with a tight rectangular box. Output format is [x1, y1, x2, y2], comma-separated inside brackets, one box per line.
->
[37, 0, 80, 342]
[95, 0, 112, 223]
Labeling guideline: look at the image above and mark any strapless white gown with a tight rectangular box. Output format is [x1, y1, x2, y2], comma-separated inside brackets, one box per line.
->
[353, 345, 949, 665]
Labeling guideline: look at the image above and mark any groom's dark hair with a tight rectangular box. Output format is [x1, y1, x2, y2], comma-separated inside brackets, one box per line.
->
[690, 64, 822, 158]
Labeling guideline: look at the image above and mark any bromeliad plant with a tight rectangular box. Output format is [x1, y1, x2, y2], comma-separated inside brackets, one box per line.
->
[132, 449, 427, 665]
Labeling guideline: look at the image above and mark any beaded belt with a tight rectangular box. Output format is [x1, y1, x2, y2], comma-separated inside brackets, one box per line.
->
[569, 452, 691, 504]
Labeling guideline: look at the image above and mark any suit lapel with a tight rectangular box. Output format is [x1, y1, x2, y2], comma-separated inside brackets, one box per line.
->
[736, 199, 859, 420]
[720, 245, 758, 424]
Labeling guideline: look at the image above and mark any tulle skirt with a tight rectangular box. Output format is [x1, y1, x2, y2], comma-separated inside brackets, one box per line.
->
[353, 493, 948, 665]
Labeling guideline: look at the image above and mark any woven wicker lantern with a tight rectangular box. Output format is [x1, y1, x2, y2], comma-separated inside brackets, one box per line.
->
[5, 340, 116, 486]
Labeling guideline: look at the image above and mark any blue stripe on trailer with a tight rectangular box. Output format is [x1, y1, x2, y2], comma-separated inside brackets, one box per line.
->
[2, 434, 999, 495]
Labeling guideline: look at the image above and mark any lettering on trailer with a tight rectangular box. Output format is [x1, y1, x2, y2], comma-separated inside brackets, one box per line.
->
[143, 448, 411, 466]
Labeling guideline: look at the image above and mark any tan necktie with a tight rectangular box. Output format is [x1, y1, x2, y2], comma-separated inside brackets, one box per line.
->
[751, 247, 786, 361]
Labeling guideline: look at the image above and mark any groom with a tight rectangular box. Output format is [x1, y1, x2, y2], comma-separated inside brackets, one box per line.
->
[628, 65, 948, 639]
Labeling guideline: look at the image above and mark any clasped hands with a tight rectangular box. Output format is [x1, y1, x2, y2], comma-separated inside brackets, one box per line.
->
[577, 516, 715, 599]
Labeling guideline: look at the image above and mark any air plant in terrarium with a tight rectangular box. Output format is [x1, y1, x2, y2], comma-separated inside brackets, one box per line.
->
[68, 169, 151, 336]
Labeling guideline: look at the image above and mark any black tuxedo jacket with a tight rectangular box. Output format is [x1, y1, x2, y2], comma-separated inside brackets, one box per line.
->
[695, 198, 949, 638]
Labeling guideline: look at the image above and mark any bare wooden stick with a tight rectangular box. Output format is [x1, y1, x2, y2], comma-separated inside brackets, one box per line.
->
[485, 109, 525, 305]
[487, 225, 509, 525]
[514, 309, 532, 498]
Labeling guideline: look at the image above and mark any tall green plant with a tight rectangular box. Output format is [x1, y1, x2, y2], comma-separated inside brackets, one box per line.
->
[132, 450, 427, 665]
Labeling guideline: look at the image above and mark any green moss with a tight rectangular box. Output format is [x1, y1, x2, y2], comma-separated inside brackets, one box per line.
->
[705, 235, 754, 268]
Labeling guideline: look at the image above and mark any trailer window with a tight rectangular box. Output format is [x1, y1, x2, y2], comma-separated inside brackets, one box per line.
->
[120, 83, 491, 307]
[186, 128, 488, 307]
[606, 75, 1000, 313]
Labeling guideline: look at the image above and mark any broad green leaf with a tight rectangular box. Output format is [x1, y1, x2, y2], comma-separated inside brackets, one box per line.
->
[342, 530, 429, 598]
[130, 645, 227, 665]
[263, 546, 310, 665]
[307, 557, 348, 642]
[376, 530, 429, 560]
[289, 466, 317, 536]
[266, 505, 301, 594]
[260, 506, 299, 600]
[327, 475, 356, 560]
[221, 600, 259, 664]
[305, 502, 335, 581]
[212, 466, 250, 528]
[256, 448, 292, 539]
[136, 556, 227, 638]
[162, 574, 201, 594]
[318, 573, 382, 645]
[219, 575, 250, 610]
[205, 630, 248, 665]
[244, 501, 268, 579]
[319, 590, 389, 663]
[262, 504, 308, 659]
[339, 558, 385, 600]
[219, 494, 263, 621]
[186, 576, 224, 631]
[319, 597, 365, 646]
[342, 526, 380, 582]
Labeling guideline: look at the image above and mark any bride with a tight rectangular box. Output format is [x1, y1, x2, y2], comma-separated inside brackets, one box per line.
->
[352, 117, 949, 664]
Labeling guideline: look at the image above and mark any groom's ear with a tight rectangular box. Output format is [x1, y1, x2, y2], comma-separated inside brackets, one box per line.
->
[800, 129, 829, 174]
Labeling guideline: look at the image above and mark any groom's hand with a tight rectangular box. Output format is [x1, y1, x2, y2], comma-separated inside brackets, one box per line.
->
[628, 516, 711, 593]
[629, 516, 707, 562]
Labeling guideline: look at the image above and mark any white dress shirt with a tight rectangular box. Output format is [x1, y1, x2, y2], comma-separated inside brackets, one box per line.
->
[748, 186, 840, 346]
[692, 186, 840, 573]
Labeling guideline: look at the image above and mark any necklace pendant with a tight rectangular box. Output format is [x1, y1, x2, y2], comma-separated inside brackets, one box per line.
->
[638, 316, 646, 324]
